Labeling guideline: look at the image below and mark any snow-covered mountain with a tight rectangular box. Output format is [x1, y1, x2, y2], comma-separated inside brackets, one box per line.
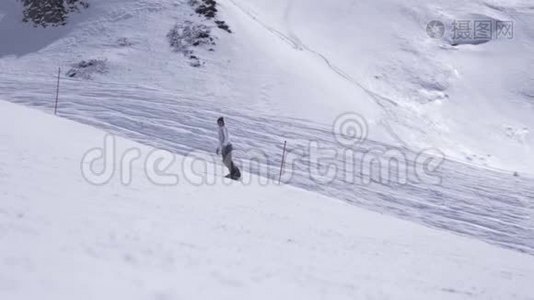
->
[1, 0, 534, 298]
[0, 0, 533, 172]
[1, 0, 533, 249]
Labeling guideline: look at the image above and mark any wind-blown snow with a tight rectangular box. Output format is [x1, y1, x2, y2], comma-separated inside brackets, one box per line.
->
[2, 100, 534, 299]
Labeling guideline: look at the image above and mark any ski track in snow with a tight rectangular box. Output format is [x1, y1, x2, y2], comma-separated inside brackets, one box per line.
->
[1, 72, 533, 256]
[224, 0, 408, 148]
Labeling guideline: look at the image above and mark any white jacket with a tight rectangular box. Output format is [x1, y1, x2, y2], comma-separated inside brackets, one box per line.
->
[218, 126, 231, 150]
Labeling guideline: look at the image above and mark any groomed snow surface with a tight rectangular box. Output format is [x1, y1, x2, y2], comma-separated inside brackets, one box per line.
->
[2, 101, 534, 299]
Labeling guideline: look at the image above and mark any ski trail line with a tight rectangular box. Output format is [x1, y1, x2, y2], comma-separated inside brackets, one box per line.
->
[223, 0, 408, 148]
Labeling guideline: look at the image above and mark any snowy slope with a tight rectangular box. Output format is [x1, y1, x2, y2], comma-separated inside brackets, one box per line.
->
[230, 0, 534, 171]
[0, 0, 533, 172]
[2, 100, 534, 299]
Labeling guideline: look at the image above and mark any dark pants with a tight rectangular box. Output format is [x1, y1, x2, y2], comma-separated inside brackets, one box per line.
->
[222, 144, 240, 178]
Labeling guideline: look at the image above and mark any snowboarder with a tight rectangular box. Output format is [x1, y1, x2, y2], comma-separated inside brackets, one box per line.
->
[216, 117, 241, 180]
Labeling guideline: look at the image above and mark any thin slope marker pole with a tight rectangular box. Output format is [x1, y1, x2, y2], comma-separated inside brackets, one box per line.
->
[54, 67, 61, 115]
[278, 140, 287, 184]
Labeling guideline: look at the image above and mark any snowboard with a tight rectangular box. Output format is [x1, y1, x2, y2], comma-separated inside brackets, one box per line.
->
[225, 167, 241, 181]
[225, 174, 241, 181]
